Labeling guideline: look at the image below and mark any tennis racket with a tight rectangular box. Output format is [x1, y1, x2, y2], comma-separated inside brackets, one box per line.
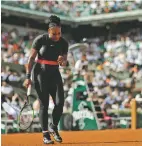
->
[18, 85, 34, 130]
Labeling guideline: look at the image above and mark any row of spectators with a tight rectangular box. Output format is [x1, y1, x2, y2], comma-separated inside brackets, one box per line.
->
[2, 0, 142, 17]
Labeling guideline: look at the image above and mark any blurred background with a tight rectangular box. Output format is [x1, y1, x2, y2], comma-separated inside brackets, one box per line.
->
[1, 0, 142, 133]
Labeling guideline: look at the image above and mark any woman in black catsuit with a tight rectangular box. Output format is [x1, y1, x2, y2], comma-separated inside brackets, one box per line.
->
[25, 15, 68, 144]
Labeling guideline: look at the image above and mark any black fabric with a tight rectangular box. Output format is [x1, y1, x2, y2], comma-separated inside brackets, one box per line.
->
[31, 34, 68, 131]
[32, 63, 64, 131]
[32, 34, 68, 61]
[43, 132, 51, 139]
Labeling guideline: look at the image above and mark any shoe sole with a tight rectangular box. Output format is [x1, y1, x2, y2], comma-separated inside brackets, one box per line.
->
[43, 140, 54, 144]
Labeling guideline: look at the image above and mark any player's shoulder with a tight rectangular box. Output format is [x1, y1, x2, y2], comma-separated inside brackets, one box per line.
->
[42, 33, 49, 39]
[35, 34, 43, 40]
[60, 37, 68, 45]
[34, 33, 49, 41]
[42, 33, 50, 42]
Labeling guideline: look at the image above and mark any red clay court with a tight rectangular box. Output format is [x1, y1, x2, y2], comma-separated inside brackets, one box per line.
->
[2, 129, 142, 146]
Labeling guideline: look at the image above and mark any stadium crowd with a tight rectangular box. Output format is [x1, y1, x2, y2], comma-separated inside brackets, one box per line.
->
[71, 28, 142, 111]
[1, 25, 142, 121]
[2, 0, 142, 17]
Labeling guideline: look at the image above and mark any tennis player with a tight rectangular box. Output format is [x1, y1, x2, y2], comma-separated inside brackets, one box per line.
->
[25, 15, 68, 144]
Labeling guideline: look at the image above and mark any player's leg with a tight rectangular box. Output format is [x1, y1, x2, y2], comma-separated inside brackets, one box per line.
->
[49, 81, 64, 143]
[35, 82, 49, 131]
[33, 64, 54, 144]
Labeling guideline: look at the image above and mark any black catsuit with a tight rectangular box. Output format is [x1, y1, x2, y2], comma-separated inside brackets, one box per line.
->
[31, 34, 68, 131]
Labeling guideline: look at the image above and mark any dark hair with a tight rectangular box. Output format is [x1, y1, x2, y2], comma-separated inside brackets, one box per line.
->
[48, 15, 61, 28]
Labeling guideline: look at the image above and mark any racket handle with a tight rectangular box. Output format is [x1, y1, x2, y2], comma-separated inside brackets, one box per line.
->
[27, 85, 32, 96]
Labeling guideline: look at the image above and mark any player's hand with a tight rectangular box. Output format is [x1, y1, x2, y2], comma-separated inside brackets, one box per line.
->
[57, 55, 64, 65]
[24, 79, 32, 88]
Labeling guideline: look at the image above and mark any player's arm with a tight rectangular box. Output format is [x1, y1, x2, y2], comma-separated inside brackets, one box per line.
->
[25, 35, 42, 87]
[57, 40, 68, 66]
[25, 49, 37, 88]
[26, 35, 42, 75]
[62, 54, 68, 66]
[26, 49, 37, 74]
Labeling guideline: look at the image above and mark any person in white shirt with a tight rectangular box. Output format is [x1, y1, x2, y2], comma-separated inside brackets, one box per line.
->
[1, 81, 14, 96]
[75, 54, 88, 71]
[19, 53, 28, 65]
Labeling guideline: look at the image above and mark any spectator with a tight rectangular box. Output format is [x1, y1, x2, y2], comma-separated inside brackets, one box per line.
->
[121, 94, 133, 108]
[75, 54, 88, 72]
[1, 81, 14, 97]
[19, 53, 28, 65]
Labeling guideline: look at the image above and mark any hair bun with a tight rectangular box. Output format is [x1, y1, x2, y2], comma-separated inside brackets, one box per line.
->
[49, 15, 61, 26]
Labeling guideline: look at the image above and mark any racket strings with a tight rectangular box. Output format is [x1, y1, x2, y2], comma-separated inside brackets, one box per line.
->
[19, 104, 34, 130]
[19, 87, 34, 130]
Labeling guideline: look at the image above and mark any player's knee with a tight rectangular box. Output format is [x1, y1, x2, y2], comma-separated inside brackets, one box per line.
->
[55, 104, 64, 113]
[56, 100, 64, 107]
[40, 104, 48, 110]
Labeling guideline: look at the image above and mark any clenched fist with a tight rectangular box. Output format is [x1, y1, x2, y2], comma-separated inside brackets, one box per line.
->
[24, 79, 32, 88]
[57, 55, 64, 65]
